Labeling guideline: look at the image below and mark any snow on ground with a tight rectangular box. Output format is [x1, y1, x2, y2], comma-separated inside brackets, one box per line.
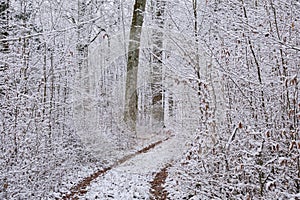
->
[77, 126, 171, 165]
[79, 133, 189, 199]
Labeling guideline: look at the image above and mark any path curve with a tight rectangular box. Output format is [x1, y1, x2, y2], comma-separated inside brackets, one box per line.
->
[79, 133, 188, 199]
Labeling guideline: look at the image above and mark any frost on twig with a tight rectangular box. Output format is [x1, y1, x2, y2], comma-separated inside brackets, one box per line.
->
[226, 125, 238, 151]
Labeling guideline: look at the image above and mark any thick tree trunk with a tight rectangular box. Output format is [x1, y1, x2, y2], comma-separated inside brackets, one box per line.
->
[124, 0, 147, 131]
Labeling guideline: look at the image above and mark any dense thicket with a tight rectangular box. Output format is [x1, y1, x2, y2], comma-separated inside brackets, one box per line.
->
[167, 0, 300, 199]
[0, 0, 115, 198]
[0, 0, 299, 199]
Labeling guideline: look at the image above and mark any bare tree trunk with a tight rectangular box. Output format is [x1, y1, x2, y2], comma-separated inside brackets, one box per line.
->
[0, 0, 9, 96]
[192, 0, 210, 128]
[124, 0, 147, 131]
[242, 0, 268, 123]
[150, 0, 165, 129]
[0, 0, 9, 55]
[76, 0, 90, 130]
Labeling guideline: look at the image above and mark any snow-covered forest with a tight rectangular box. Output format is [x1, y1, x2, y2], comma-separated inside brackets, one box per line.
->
[0, 0, 299, 199]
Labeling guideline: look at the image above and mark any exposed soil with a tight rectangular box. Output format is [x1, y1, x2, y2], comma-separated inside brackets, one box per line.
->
[149, 163, 172, 200]
[61, 136, 171, 200]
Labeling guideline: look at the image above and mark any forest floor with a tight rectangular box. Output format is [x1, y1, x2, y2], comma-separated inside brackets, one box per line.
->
[60, 131, 189, 200]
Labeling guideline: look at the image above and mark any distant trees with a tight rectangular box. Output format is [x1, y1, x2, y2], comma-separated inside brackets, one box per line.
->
[75, 0, 92, 131]
[150, 0, 166, 129]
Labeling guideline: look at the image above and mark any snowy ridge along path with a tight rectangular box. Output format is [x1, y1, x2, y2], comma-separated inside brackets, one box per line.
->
[62, 133, 188, 200]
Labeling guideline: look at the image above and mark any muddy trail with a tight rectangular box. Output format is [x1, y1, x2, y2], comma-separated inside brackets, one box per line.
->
[149, 164, 172, 200]
[61, 137, 172, 200]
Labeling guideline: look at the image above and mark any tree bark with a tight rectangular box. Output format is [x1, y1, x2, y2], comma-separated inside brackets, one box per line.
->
[124, 0, 147, 131]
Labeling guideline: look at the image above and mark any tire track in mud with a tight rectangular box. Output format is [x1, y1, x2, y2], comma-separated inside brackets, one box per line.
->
[61, 136, 172, 200]
[149, 163, 172, 200]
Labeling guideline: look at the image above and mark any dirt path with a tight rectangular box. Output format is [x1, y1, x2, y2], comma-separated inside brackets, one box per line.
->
[61, 133, 188, 199]
[149, 164, 172, 200]
[61, 137, 172, 200]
